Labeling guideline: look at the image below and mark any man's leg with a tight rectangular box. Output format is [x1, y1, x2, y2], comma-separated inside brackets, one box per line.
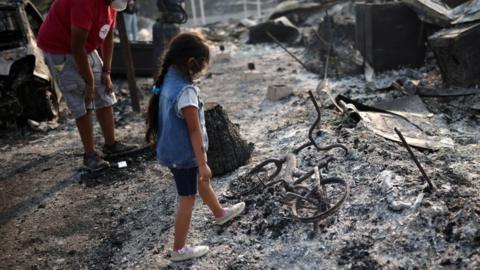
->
[43, 52, 108, 171]
[96, 104, 138, 156]
[91, 49, 137, 156]
[77, 111, 109, 171]
[96, 106, 115, 146]
[76, 112, 95, 154]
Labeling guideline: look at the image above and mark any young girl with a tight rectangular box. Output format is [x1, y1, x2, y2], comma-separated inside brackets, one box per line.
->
[146, 32, 245, 262]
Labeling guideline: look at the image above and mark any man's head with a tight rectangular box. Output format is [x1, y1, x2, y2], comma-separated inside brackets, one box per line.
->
[107, 0, 128, 11]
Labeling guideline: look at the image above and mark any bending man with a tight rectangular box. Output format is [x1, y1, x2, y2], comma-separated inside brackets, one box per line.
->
[37, 0, 137, 171]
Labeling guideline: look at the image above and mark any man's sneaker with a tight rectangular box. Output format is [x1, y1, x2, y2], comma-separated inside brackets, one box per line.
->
[214, 202, 246, 225]
[102, 141, 138, 158]
[170, 245, 209, 262]
[83, 152, 110, 172]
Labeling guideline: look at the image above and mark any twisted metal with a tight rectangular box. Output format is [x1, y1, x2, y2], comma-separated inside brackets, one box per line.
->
[224, 91, 349, 224]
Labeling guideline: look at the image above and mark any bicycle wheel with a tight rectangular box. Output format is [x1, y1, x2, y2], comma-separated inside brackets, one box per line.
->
[290, 177, 349, 223]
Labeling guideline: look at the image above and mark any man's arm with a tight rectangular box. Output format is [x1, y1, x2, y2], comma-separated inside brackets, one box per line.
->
[100, 28, 114, 93]
[101, 28, 114, 73]
[71, 25, 95, 102]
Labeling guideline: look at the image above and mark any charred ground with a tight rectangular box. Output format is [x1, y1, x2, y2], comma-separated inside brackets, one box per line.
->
[1, 39, 479, 270]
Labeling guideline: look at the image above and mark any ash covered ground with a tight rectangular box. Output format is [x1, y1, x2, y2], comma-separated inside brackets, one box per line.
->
[1, 42, 479, 270]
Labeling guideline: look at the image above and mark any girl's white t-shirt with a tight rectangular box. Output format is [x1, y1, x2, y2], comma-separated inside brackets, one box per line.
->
[176, 86, 199, 118]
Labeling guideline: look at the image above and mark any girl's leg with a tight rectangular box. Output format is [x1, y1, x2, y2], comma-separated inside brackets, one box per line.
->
[198, 179, 224, 218]
[173, 195, 195, 251]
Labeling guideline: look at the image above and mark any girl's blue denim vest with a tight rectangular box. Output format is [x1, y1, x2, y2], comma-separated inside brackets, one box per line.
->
[156, 67, 208, 168]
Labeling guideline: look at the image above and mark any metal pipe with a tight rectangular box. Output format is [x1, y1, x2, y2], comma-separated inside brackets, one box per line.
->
[266, 32, 310, 71]
[394, 128, 436, 192]
[117, 13, 141, 112]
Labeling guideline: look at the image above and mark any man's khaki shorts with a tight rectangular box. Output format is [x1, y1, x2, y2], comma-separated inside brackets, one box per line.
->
[44, 50, 116, 119]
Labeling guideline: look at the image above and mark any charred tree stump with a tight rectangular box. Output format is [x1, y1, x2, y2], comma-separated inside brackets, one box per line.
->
[205, 103, 254, 176]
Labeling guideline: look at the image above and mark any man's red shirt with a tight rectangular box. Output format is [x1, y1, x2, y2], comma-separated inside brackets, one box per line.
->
[37, 0, 117, 54]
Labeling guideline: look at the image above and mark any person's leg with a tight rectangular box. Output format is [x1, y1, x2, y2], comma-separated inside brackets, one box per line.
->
[198, 179, 224, 218]
[43, 52, 108, 171]
[123, 13, 133, 41]
[171, 193, 209, 261]
[173, 195, 195, 251]
[44, 53, 95, 153]
[91, 50, 118, 147]
[132, 14, 138, 41]
[169, 168, 211, 261]
[75, 112, 95, 154]
[96, 106, 115, 146]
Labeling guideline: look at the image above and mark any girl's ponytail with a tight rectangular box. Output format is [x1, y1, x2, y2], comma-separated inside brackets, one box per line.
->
[145, 54, 171, 144]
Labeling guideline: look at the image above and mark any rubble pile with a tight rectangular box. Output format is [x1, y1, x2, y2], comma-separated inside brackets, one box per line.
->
[302, 2, 362, 76]
[69, 42, 478, 269]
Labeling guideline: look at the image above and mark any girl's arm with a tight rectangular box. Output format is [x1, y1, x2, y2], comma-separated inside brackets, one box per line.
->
[182, 106, 211, 181]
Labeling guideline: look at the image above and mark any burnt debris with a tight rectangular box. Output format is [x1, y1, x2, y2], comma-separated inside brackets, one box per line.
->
[355, 1, 427, 72]
[248, 17, 300, 45]
[428, 22, 480, 87]
[225, 91, 349, 228]
[0, 0, 60, 128]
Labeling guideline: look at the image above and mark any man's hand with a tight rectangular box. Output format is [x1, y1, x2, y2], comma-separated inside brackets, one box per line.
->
[85, 83, 95, 104]
[199, 163, 212, 182]
[101, 72, 113, 93]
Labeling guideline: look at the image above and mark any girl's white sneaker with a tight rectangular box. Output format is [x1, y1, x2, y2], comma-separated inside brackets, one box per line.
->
[170, 245, 209, 262]
[214, 202, 246, 225]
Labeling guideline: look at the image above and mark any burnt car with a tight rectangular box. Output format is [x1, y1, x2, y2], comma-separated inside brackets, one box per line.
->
[0, 0, 60, 128]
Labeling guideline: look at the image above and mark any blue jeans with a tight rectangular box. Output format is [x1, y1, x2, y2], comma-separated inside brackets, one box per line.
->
[123, 13, 138, 41]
